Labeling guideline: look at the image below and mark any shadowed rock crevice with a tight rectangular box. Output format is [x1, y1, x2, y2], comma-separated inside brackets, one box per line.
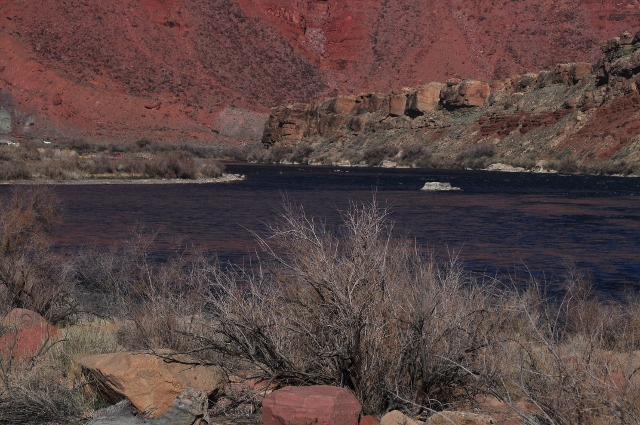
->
[87, 388, 209, 425]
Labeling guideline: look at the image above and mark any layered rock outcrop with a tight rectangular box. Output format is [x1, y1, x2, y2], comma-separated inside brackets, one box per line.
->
[262, 32, 640, 170]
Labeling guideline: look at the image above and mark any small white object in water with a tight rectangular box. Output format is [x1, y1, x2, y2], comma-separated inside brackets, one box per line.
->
[420, 182, 461, 191]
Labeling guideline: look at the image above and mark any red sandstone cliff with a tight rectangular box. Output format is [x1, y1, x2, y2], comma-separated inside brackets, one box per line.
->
[262, 32, 640, 171]
[0, 0, 638, 142]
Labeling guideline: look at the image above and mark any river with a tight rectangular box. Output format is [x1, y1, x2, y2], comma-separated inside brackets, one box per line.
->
[11, 163, 639, 295]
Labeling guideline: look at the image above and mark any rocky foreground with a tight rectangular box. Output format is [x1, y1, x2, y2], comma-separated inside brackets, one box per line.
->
[0, 308, 548, 425]
[262, 32, 640, 173]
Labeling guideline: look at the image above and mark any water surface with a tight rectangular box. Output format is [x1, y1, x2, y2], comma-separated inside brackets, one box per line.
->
[12, 163, 638, 295]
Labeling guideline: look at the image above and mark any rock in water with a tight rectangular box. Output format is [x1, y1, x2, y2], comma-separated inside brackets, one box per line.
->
[81, 351, 226, 418]
[420, 182, 461, 191]
[262, 385, 361, 425]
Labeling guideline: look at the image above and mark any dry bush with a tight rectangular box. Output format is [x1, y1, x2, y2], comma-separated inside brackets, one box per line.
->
[0, 188, 78, 323]
[197, 159, 224, 178]
[473, 272, 640, 425]
[193, 201, 498, 414]
[0, 323, 118, 424]
[0, 160, 32, 180]
[77, 232, 215, 358]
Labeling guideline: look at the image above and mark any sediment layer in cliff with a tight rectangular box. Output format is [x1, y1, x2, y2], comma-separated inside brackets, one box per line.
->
[262, 31, 640, 173]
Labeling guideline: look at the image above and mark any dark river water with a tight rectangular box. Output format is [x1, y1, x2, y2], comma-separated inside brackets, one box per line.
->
[8, 163, 640, 295]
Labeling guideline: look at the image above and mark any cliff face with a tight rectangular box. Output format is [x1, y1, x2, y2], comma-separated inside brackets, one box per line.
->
[262, 32, 640, 171]
[0, 0, 638, 142]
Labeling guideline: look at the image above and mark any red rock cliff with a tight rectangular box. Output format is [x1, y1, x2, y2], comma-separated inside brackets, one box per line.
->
[0, 0, 637, 141]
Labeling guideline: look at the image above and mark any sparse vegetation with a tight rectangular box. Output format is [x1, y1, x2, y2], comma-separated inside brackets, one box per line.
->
[0, 140, 226, 181]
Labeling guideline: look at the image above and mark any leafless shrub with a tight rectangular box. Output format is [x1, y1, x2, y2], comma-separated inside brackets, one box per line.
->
[471, 271, 640, 425]
[0, 188, 78, 323]
[144, 151, 197, 179]
[0, 324, 117, 424]
[191, 200, 497, 414]
[0, 160, 32, 180]
[77, 232, 215, 359]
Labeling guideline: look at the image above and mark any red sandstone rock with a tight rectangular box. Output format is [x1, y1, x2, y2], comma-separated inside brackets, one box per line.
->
[332, 97, 357, 115]
[262, 385, 361, 425]
[554, 63, 592, 85]
[425, 411, 496, 425]
[441, 80, 489, 108]
[360, 415, 381, 425]
[0, 325, 58, 360]
[81, 351, 227, 418]
[2, 308, 48, 329]
[0, 308, 58, 361]
[412, 82, 444, 113]
[380, 410, 417, 425]
[389, 95, 407, 116]
[459, 81, 490, 107]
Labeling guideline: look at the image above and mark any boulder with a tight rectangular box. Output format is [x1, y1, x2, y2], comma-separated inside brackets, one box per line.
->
[380, 410, 417, 425]
[554, 63, 592, 85]
[2, 308, 49, 329]
[425, 411, 496, 425]
[350, 116, 367, 133]
[421, 182, 461, 191]
[389, 95, 407, 116]
[0, 308, 58, 361]
[459, 81, 490, 107]
[367, 94, 388, 114]
[87, 388, 208, 425]
[262, 385, 361, 425]
[441, 80, 489, 108]
[81, 351, 227, 418]
[360, 415, 381, 425]
[411, 82, 443, 113]
[331, 97, 357, 115]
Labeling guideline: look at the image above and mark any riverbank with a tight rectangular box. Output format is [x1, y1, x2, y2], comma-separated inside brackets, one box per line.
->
[0, 173, 245, 185]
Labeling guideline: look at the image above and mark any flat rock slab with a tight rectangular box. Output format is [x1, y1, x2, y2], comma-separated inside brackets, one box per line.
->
[81, 351, 226, 418]
[262, 385, 361, 425]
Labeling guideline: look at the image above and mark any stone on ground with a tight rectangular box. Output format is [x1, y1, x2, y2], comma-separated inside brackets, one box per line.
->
[0, 308, 58, 360]
[360, 414, 381, 425]
[87, 387, 208, 425]
[262, 385, 361, 425]
[425, 411, 496, 425]
[380, 410, 418, 425]
[80, 351, 226, 418]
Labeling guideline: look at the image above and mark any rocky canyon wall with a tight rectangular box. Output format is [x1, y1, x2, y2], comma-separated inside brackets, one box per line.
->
[262, 32, 640, 170]
[0, 0, 637, 142]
